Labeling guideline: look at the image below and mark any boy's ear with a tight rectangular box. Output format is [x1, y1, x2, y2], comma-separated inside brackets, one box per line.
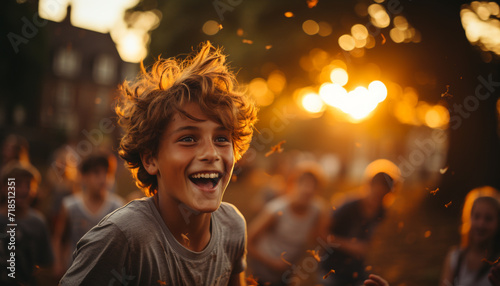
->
[141, 152, 159, 175]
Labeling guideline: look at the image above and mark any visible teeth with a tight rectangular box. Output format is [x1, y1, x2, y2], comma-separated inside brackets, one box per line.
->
[191, 173, 219, 179]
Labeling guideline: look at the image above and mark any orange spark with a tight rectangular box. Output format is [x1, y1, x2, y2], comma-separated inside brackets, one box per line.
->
[429, 187, 439, 196]
[265, 140, 286, 157]
[246, 275, 259, 286]
[381, 33, 386, 45]
[281, 252, 292, 266]
[445, 201, 452, 208]
[307, 0, 318, 8]
[284, 11, 294, 18]
[265, 45, 273, 50]
[323, 269, 335, 279]
[482, 256, 500, 265]
[242, 39, 253, 44]
[181, 233, 190, 247]
[440, 166, 449, 174]
[306, 250, 321, 262]
[157, 280, 167, 286]
[441, 85, 453, 98]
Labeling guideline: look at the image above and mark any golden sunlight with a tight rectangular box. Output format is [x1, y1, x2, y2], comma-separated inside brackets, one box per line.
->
[39, 0, 160, 63]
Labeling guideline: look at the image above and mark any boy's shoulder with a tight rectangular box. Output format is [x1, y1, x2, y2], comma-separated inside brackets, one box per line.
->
[62, 193, 80, 208]
[213, 202, 246, 231]
[97, 197, 156, 235]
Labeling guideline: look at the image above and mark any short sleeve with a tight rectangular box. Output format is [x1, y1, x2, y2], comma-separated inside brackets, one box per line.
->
[60, 222, 130, 286]
[263, 197, 287, 214]
[220, 203, 247, 275]
[233, 214, 247, 274]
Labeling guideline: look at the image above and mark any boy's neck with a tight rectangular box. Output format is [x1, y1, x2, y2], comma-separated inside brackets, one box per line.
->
[153, 194, 212, 252]
[84, 188, 106, 201]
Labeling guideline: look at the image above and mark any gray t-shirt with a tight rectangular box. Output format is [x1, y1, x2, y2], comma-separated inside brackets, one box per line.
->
[63, 193, 124, 263]
[60, 197, 247, 286]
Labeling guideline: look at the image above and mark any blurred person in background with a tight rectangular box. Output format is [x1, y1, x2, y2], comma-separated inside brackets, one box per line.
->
[320, 159, 399, 286]
[440, 186, 500, 286]
[1, 134, 30, 166]
[52, 152, 124, 278]
[249, 152, 293, 217]
[0, 162, 54, 285]
[43, 146, 78, 232]
[247, 162, 328, 286]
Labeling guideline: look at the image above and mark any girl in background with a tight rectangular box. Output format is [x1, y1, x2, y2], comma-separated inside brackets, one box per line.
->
[441, 186, 500, 286]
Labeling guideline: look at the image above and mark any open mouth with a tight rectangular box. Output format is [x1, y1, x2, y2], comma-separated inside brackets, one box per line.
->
[188, 172, 222, 189]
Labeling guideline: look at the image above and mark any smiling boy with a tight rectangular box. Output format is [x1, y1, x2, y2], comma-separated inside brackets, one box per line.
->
[60, 42, 257, 286]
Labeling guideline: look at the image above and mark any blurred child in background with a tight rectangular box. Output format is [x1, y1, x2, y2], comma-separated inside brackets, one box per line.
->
[1, 134, 30, 166]
[320, 166, 397, 286]
[0, 162, 54, 285]
[52, 152, 124, 278]
[440, 186, 500, 286]
[248, 162, 328, 286]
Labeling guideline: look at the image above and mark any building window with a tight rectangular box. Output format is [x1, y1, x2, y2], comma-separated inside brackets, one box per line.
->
[93, 54, 116, 85]
[53, 47, 81, 78]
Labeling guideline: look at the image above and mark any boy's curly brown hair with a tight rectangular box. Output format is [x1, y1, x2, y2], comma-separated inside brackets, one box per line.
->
[115, 42, 257, 196]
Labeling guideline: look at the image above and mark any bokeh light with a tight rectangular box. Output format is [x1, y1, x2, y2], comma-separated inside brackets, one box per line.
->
[339, 34, 356, 51]
[461, 1, 500, 55]
[318, 21, 333, 37]
[301, 92, 325, 113]
[368, 4, 390, 28]
[425, 105, 450, 129]
[319, 83, 347, 108]
[249, 78, 274, 107]
[202, 20, 220, 35]
[390, 28, 405, 43]
[368, 80, 388, 103]
[303, 20, 320, 35]
[39, 0, 160, 63]
[394, 16, 409, 30]
[330, 68, 349, 86]
[351, 24, 369, 40]
[267, 70, 287, 94]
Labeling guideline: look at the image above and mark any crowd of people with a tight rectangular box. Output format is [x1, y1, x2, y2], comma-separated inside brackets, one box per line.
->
[0, 135, 126, 285]
[1, 42, 500, 286]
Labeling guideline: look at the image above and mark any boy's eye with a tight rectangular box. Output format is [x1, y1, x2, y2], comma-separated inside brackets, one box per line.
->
[179, 136, 196, 143]
[215, 136, 230, 143]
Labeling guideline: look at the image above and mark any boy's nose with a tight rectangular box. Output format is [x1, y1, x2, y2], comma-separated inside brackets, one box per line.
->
[198, 141, 220, 162]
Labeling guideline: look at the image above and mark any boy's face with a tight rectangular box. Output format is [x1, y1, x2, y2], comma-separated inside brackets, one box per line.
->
[146, 103, 235, 213]
[10, 175, 36, 211]
[293, 173, 317, 203]
[82, 166, 108, 194]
